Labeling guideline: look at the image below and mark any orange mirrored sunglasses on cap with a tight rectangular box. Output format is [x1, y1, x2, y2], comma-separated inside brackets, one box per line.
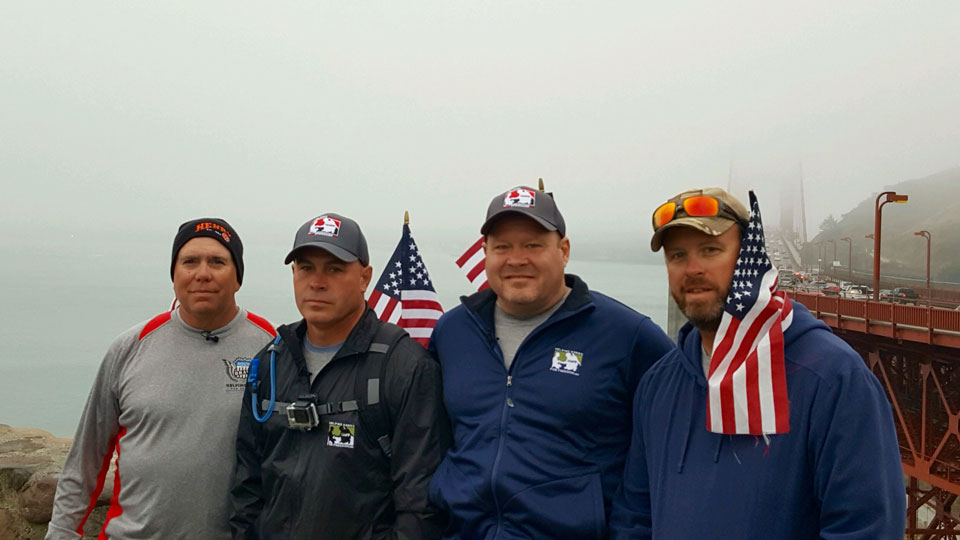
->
[652, 195, 743, 230]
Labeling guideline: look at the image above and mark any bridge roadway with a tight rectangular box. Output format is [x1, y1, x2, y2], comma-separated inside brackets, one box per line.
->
[788, 291, 960, 537]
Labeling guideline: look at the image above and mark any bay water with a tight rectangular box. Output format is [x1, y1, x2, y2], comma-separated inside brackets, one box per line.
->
[0, 237, 669, 438]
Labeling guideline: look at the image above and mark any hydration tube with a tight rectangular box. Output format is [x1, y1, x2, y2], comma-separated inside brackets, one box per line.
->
[250, 335, 281, 423]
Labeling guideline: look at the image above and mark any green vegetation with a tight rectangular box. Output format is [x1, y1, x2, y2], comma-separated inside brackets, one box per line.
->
[812, 167, 960, 283]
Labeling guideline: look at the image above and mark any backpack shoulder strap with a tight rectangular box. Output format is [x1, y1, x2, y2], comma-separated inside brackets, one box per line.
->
[356, 322, 407, 460]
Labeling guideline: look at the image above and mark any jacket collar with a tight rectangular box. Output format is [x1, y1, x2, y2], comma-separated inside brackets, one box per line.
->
[276, 307, 382, 372]
[461, 273, 593, 330]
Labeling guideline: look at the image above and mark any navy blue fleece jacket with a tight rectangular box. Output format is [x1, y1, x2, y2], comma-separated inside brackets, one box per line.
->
[428, 275, 675, 539]
[610, 301, 905, 539]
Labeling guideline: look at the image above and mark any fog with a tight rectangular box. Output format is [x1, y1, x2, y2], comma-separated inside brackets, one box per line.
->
[2, 1, 958, 257]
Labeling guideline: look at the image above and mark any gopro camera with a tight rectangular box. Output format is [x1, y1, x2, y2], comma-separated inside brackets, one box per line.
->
[286, 394, 320, 430]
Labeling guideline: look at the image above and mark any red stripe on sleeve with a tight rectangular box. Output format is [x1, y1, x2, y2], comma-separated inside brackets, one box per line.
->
[138, 312, 172, 341]
[245, 311, 277, 337]
[75, 432, 119, 536]
[98, 427, 128, 539]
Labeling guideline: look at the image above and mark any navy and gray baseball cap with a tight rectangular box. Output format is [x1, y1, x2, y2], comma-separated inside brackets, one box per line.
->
[480, 186, 566, 237]
[284, 213, 370, 266]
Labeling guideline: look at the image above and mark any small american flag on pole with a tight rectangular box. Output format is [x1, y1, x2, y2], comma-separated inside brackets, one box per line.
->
[456, 237, 489, 291]
[707, 191, 794, 435]
[368, 223, 443, 348]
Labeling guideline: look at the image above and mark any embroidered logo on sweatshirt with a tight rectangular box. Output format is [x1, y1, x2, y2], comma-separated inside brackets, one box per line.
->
[223, 357, 251, 392]
[550, 348, 583, 376]
[327, 422, 356, 448]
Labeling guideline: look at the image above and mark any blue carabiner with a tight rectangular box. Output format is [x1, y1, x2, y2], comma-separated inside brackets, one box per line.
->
[250, 335, 281, 423]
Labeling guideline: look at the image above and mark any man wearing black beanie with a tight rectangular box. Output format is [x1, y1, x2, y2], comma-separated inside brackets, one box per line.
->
[48, 218, 276, 540]
[171, 217, 245, 285]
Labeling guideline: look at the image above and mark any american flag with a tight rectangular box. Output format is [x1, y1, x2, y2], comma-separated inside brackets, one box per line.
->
[455, 236, 489, 291]
[706, 191, 794, 435]
[368, 224, 444, 348]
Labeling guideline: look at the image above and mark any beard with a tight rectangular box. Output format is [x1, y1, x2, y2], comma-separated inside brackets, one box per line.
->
[672, 284, 727, 333]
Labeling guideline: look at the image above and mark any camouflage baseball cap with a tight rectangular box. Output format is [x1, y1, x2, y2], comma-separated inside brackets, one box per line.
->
[284, 213, 370, 266]
[650, 187, 749, 251]
[480, 186, 566, 237]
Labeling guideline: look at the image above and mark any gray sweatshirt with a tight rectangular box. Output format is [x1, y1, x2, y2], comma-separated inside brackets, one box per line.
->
[46, 308, 275, 540]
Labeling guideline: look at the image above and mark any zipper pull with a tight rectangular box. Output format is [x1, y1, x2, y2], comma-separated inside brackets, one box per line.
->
[506, 375, 512, 387]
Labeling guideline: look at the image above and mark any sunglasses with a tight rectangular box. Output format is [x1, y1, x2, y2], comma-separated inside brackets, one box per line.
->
[652, 195, 744, 230]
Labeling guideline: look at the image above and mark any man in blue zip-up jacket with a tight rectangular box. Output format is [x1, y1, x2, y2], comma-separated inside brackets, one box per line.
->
[609, 188, 904, 539]
[428, 186, 675, 539]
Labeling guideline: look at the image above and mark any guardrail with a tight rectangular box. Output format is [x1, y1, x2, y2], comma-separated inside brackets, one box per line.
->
[787, 291, 960, 348]
[813, 272, 960, 304]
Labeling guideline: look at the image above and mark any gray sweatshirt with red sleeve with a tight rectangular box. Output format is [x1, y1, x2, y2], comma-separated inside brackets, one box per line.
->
[46, 308, 275, 540]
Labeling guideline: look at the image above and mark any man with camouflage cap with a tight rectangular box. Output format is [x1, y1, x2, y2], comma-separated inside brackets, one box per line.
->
[231, 213, 450, 539]
[427, 186, 675, 538]
[610, 187, 904, 539]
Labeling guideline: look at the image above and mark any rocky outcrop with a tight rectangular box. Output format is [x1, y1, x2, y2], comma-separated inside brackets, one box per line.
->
[0, 425, 108, 540]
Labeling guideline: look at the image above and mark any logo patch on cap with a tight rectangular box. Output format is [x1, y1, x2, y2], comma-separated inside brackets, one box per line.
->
[195, 222, 232, 242]
[504, 189, 536, 209]
[309, 216, 341, 238]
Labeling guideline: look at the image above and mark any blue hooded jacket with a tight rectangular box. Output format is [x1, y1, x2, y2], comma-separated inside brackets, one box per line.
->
[610, 301, 905, 539]
[428, 274, 675, 539]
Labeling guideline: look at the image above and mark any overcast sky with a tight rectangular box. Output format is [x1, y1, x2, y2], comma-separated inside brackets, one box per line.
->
[2, 2, 958, 256]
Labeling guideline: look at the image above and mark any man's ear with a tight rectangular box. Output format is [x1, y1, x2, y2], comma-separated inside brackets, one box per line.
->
[360, 264, 373, 292]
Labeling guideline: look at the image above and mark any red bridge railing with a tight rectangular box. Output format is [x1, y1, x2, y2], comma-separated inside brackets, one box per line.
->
[791, 291, 960, 534]
[787, 292, 960, 349]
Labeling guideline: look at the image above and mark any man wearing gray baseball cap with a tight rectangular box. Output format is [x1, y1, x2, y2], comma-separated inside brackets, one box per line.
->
[427, 186, 675, 538]
[231, 213, 451, 539]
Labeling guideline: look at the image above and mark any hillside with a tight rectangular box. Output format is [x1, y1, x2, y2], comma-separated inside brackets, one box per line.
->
[812, 167, 960, 283]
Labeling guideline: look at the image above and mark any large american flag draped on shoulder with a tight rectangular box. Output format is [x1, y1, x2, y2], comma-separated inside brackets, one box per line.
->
[456, 237, 489, 291]
[707, 191, 794, 435]
[368, 224, 443, 348]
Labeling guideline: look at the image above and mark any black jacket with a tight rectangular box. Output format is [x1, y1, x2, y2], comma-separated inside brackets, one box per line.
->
[230, 308, 451, 539]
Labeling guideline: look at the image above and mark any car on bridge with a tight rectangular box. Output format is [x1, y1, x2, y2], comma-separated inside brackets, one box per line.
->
[890, 287, 920, 305]
[843, 286, 872, 300]
[821, 282, 842, 296]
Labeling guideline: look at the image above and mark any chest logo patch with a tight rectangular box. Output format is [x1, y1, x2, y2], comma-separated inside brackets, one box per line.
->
[550, 348, 583, 376]
[327, 422, 356, 448]
[223, 357, 251, 392]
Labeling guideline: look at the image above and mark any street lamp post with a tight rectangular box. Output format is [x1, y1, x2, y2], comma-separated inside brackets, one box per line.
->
[827, 239, 837, 280]
[814, 241, 824, 276]
[873, 191, 909, 300]
[841, 237, 852, 282]
[914, 230, 931, 307]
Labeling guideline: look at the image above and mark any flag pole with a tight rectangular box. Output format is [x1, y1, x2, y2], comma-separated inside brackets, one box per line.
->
[538, 178, 545, 191]
[404, 210, 409, 225]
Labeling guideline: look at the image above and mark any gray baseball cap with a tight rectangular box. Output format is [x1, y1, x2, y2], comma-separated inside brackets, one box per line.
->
[284, 213, 370, 266]
[480, 186, 566, 237]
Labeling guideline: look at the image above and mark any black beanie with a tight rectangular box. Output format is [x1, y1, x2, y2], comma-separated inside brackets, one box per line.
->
[170, 218, 244, 285]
